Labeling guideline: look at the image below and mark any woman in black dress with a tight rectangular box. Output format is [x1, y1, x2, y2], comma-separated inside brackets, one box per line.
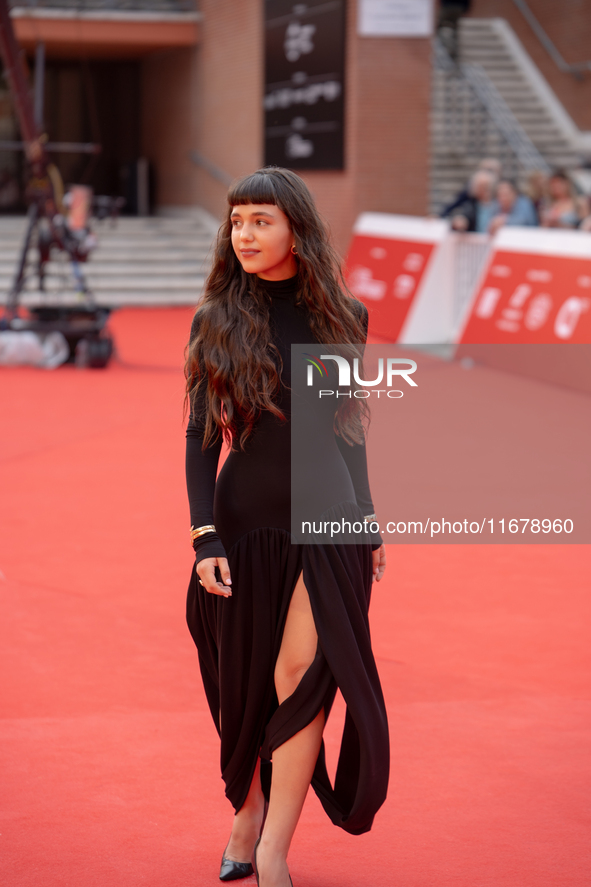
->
[185, 167, 388, 887]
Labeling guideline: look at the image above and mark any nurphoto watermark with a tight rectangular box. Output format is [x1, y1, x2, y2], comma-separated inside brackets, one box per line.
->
[291, 344, 590, 545]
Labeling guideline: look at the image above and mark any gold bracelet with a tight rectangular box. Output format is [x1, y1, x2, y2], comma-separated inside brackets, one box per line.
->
[190, 524, 216, 543]
[364, 513, 377, 522]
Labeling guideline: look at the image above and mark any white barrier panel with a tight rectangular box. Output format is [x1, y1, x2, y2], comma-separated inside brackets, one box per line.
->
[458, 227, 591, 343]
[345, 213, 454, 343]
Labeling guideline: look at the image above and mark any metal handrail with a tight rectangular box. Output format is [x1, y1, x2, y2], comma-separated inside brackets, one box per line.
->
[434, 37, 551, 174]
[461, 62, 550, 172]
[434, 37, 550, 172]
[189, 150, 234, 187]
[511, 0, 591, 79]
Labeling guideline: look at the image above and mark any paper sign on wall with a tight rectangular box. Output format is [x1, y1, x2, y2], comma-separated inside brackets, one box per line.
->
[358, 0, 433, 37]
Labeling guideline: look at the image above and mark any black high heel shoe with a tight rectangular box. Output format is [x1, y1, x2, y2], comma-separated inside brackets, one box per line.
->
[252, 838, 261, 887]
[220, 800, 268, 882]
[219, 844, 254, 882]
[252, 838, 293, 887]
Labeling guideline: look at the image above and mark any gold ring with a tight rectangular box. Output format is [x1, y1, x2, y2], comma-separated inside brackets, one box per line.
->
[198, 579, 204, 586]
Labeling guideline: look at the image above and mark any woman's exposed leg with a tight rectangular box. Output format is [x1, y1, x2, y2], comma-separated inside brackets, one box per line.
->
[224, 758, 266, 863]
[256, 571, 325, 886]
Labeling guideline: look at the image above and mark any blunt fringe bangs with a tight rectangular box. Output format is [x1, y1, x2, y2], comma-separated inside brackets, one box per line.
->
[227, 170, 280, 207]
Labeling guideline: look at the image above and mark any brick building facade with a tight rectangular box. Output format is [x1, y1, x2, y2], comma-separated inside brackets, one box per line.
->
[141, 0, 591, 253]
[143, 0, 432, 255]
[3, 0, 590, 256]
[1, 0, 433, 255]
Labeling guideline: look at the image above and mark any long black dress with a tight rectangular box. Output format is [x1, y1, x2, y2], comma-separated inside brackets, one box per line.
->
[185, 275, 389, 836]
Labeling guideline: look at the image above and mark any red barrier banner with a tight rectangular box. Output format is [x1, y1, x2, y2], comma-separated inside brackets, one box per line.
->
[459, 228, 591, 343]
[345, 213, 452, 342]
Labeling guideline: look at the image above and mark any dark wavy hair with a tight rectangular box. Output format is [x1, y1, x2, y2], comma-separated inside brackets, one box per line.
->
[185, 167, 368, 449]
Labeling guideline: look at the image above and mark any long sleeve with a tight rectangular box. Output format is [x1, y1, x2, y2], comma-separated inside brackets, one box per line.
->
[335, 435, 375, 515]
[335, 435, 382, 550]
[185, 314, 228, 563]
[186, 420, 227, 563]
[335, 299, 383, 550]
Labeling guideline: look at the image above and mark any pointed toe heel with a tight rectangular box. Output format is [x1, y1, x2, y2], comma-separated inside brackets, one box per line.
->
[219, 846, 254, 882]
[252, 837, 261, 886]
[252, 838, 294, 886]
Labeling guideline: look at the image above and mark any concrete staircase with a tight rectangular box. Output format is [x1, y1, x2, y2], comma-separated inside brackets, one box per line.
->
[460, 18, 581, 169]
[431, 17, 584, 213]
[0, 209, 217, 308]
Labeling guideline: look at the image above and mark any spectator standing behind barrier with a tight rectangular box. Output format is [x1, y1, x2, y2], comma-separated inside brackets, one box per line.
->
[441, 157, 501, 218]
[525, 169, 549, 222]
[487, 179, 538, 234]
[449, 169, 496, 232]
[479, 158, 502, 180]
[540, 171, 580, 228]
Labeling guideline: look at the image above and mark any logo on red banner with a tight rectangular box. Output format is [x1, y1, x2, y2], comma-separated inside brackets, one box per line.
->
[345, 235, 434, 340]
[461, 250, 591, 343]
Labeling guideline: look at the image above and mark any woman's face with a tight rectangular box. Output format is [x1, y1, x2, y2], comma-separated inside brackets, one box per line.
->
[549, 176, 570, 200]
[230, 203, 297, 280]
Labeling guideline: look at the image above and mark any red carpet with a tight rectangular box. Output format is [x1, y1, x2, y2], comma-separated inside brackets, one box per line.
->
[1, 308, 589, 886]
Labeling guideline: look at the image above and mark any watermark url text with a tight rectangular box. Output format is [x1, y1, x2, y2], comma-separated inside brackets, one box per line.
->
[301, 517, 574, 537]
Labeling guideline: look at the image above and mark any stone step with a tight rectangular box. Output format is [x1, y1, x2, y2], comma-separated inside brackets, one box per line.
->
[461, 35, 508, 44]
[463, 61, 523, 73]
[496, 99, 554, 113]
[0, 247, 213, 266]
[0, 222, 211, 243]
[0, 212, 216, 306]
[0, 254, 211, 270]
[0, 217, 211, 230]
[0, 241, 195, 256]
[429, 116, 563, 134]
[431, 134, 574, 156]
[461, 20, 498, 28]
[0, 291, 202, 307]
[1, 272, 205, 288]
[0, 217, 213, 230]
[483, 91, 549, 105]
[463, 50, 514, 59]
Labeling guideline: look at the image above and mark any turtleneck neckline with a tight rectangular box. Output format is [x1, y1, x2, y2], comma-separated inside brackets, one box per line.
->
[255, 274, 299, 300]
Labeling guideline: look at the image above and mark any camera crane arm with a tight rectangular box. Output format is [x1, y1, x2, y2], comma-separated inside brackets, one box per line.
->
[0, 0, 114, 368]
[0, 0, 44, 160]
[0, 0, 105, 318]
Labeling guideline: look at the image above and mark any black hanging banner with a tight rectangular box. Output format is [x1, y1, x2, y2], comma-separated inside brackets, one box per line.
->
[264, 0, 346, 170]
